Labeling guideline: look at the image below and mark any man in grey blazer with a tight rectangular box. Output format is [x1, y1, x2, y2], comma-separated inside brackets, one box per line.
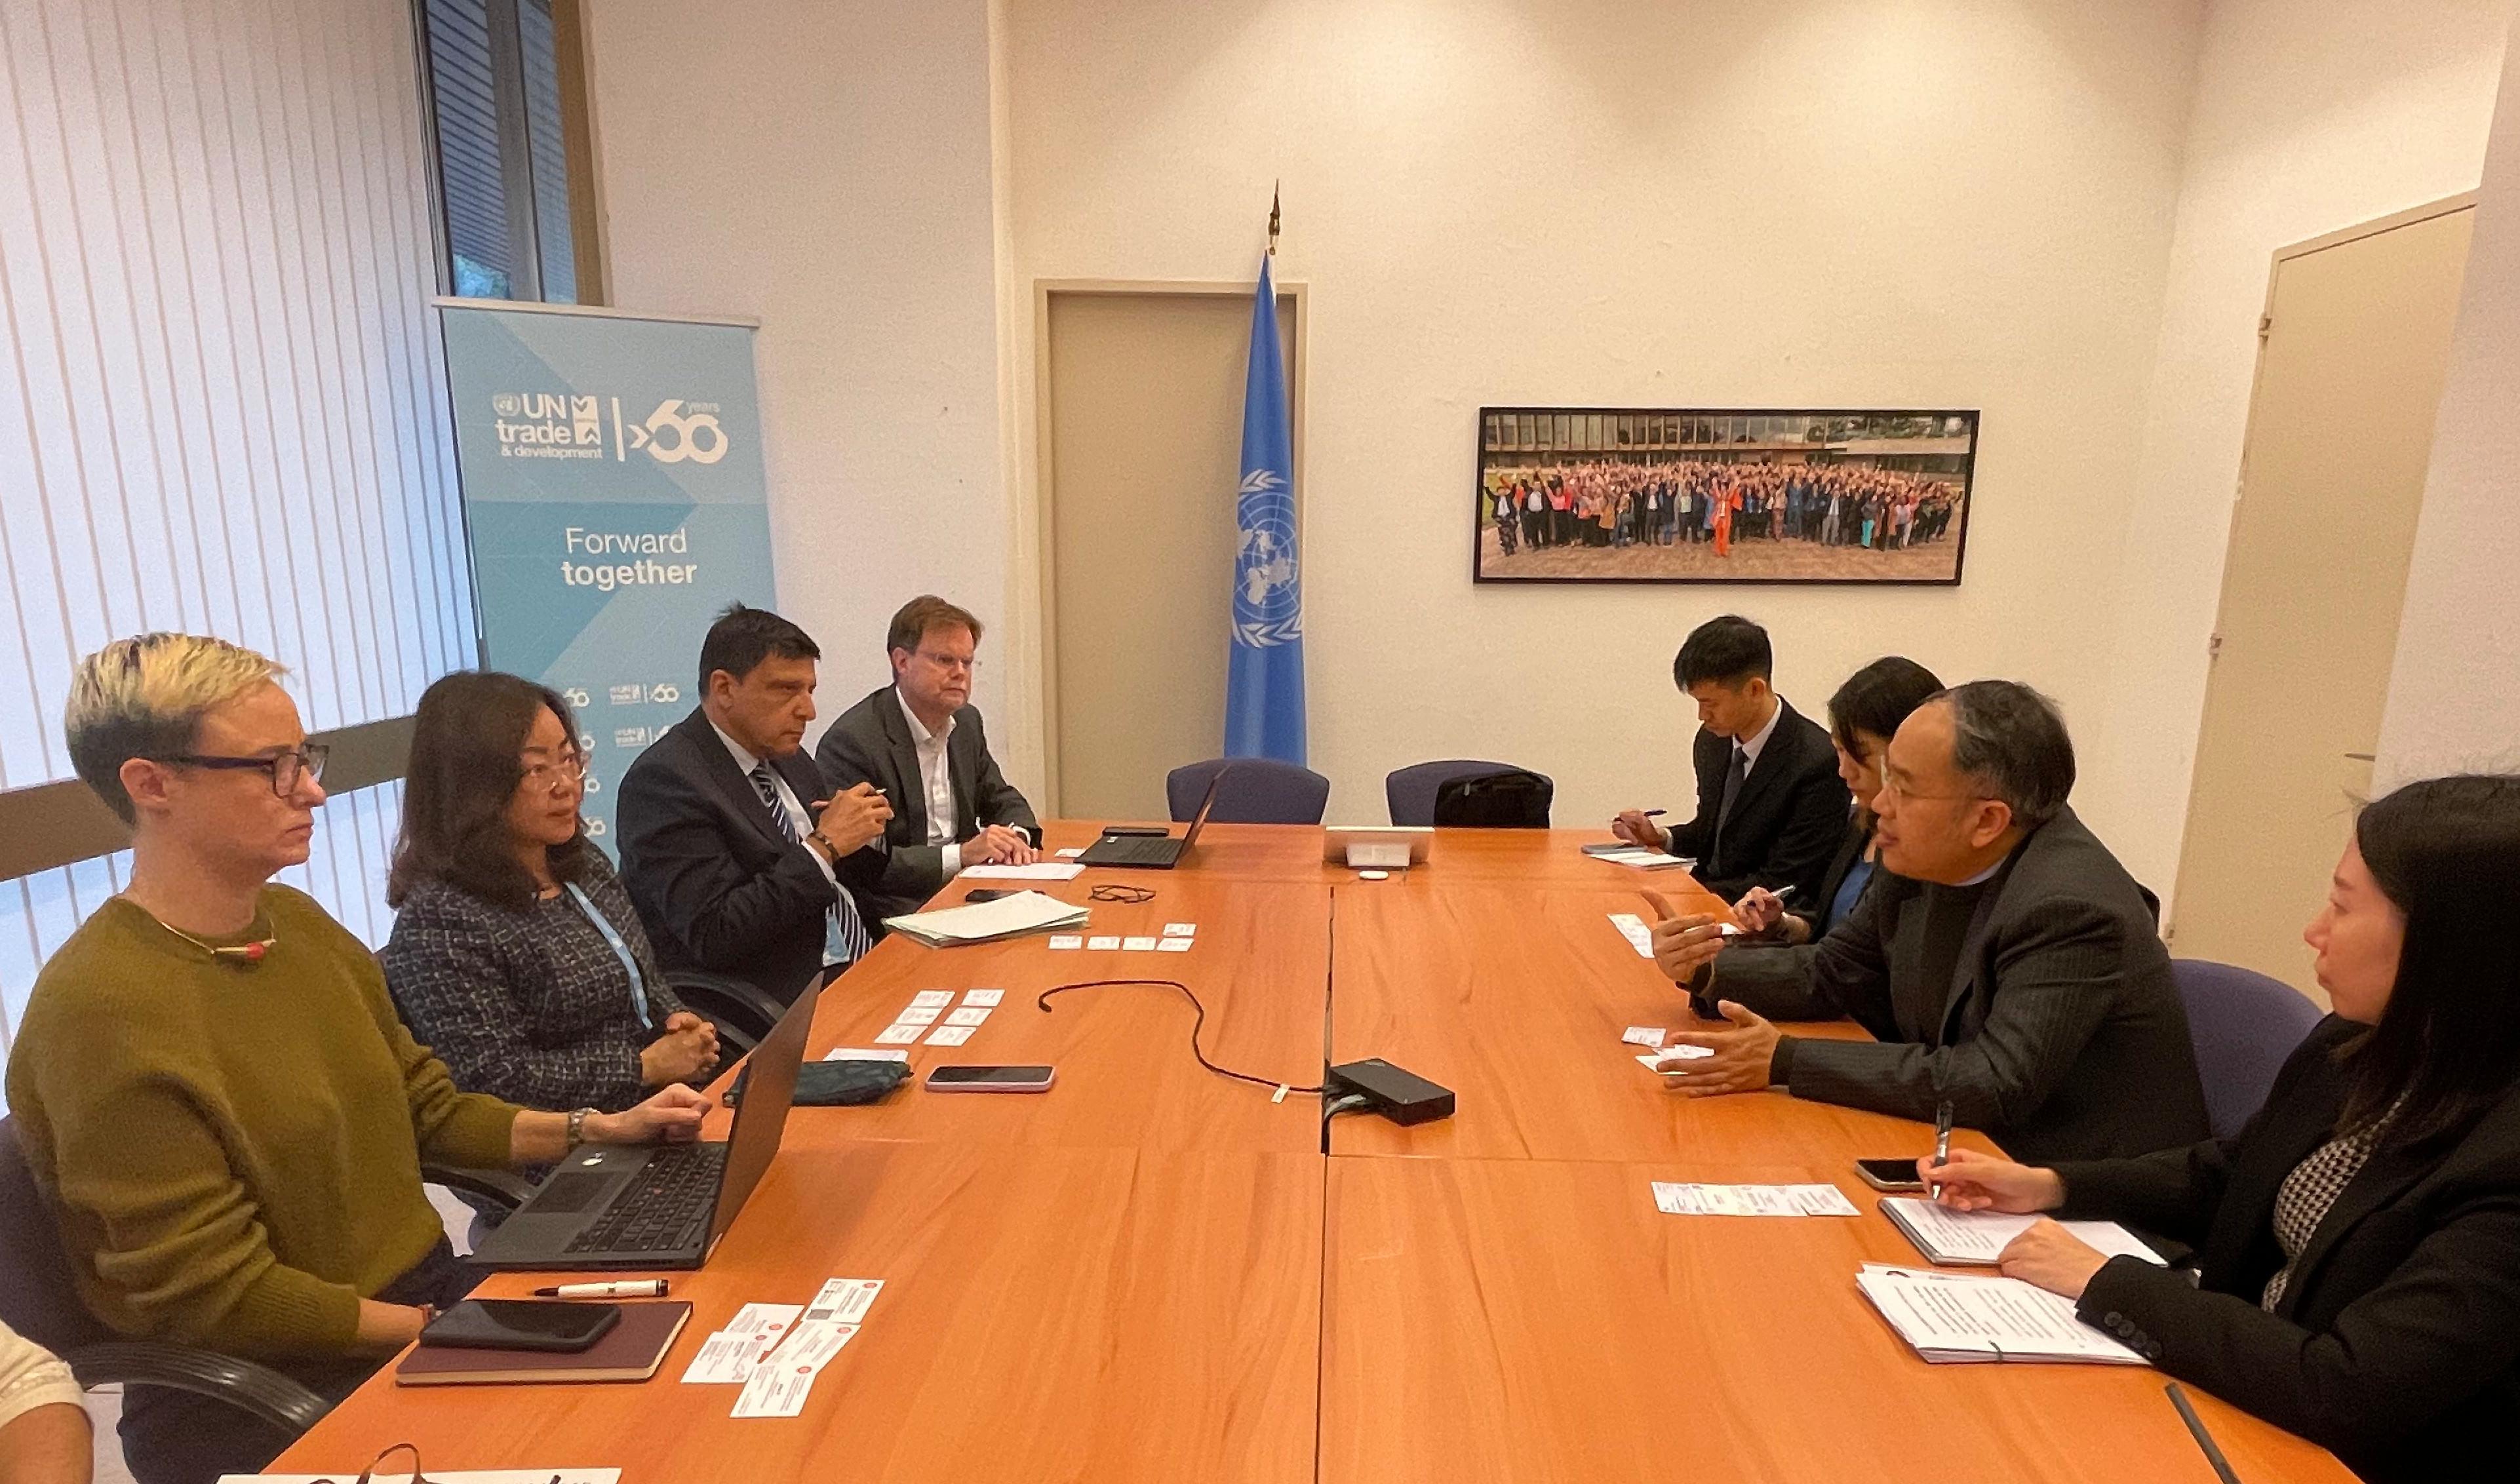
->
[815, 596, 1041, 925]
[1648, 680, 2207, 1163]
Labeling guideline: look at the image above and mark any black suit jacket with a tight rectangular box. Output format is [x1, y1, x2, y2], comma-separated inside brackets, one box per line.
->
[614, 707, 883, 1004]
[2058, 1019, 2520, 1483]
[1713, 807, 2208, 1163]
[813, 686, 1040, 922]
[1661, 699, 1849, 903]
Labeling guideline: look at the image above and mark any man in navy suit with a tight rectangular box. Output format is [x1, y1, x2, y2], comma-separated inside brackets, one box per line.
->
[616, 604, 892, 1004]
[1613, 614, 1850, 904]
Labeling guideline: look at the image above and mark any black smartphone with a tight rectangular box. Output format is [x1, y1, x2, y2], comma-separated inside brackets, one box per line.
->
[925, 1064, 1056, 1093]
[419, 1298, 621, 1352]
[965, 888, 1015, 903]
[1855, 1158, 1929, 1193]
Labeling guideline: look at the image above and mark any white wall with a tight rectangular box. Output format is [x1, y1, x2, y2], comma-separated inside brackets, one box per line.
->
[2378, 15, 2520, 782]
[579, 0, 1012, 745]
[1005, 0, 2203, 829]
[580, 0, 2510, 853]
[2089, 0, 2510, 905]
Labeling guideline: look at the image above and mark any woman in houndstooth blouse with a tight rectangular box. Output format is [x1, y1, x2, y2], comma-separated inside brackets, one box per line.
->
[382, 674, 722, 1169]
[1915, 775, 2520, 1484]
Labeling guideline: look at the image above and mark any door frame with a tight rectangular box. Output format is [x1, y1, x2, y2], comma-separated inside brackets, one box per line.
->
[1030, 277, 1309, 816]
[2167, 191, 2473, 942]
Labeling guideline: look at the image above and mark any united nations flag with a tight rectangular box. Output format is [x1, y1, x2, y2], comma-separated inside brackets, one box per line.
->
[1225, 251, 1307, 765]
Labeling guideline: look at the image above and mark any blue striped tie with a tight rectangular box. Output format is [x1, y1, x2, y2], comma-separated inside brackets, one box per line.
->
[750, 761, 871, 964]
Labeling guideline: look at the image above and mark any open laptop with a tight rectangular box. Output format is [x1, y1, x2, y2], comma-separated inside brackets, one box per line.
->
[1076, 770, 1223, 869]
[471, 974, 820, 1271]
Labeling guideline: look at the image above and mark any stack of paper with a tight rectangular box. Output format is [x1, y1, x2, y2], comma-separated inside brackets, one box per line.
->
[1590, 848, 1695, 870]
[1856, 1264, 2148, 1365]
[1879, 1198, 2166, 1268]
[882, 889, 1087, 947]
[959, 862, 1087, 882]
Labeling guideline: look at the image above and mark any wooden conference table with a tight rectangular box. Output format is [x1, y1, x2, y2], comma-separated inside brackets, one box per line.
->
[275, 824, 2352, 1483]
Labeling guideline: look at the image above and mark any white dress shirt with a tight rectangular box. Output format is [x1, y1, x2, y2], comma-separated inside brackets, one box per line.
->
[1735, 697, 1786, 774]
[896, 688, 963, 878]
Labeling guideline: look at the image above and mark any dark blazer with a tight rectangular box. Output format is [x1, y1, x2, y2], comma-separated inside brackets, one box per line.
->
[1661, 699, 1849, 904]
[382, 849, 686, 1115]
[1714, 806, 2208, 1163]
[2058, 1019, 2520, 1483]
[812, 686, 1040, 922]
[614, 707, 882, 1004]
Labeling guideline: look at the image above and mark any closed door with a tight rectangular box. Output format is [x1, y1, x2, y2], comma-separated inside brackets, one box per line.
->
[2171, 205, 2471, 1000]
[1040, 285, 1299, 819]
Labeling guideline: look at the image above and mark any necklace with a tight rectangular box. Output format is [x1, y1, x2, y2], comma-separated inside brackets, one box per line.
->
[136, 905, 276, 964]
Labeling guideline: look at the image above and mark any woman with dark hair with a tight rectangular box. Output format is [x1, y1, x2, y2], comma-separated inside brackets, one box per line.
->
[382, 673, 719, 1193]
[1922, 774, 2520, 1481]
[1731, 655, 1945, 946]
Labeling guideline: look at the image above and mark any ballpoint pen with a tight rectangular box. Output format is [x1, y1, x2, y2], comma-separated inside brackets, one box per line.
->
[532, 1279, 669, 1298]
[2167, 1383, 2243, 1484]
[1930, 1099, 1954, 1198]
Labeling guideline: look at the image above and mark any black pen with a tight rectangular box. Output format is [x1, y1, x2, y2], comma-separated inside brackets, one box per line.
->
[2167, 1383, 2243, 1484]
[1929, 1099, 1953, 1197]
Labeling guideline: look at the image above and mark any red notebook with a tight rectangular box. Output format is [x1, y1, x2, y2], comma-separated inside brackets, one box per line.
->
[395, 1301, 693, 1386]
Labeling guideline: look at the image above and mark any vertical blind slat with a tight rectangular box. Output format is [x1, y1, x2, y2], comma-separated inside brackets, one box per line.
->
[0, 0, 467, 1089]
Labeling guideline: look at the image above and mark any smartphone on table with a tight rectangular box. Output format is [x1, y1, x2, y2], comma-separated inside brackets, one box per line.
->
[419, 1299, 621, 1352]
[925, 1064, 1056, 1093]
[1854, 1158, 1929, 1193]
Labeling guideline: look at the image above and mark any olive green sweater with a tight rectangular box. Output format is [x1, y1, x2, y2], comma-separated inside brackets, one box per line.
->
[5, 888, 522, 1359]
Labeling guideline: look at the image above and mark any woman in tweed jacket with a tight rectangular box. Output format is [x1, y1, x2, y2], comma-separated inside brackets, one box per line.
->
[382, 673, 719, 1131]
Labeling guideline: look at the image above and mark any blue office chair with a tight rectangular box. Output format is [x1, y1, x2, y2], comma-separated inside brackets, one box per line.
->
[2171, 959, 2327, 1141]
[1166, 758, 1330, 825]
[1385, 760, 1542, 827]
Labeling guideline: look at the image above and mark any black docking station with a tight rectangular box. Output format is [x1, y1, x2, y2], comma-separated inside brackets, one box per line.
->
[1325, 1059, 1455, 1125]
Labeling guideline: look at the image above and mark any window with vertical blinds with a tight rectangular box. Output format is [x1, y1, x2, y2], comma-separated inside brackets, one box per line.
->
[0, 0, 473, 1081]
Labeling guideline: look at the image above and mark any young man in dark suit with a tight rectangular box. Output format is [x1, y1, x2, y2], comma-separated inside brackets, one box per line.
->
[1649, 680, 2208, 1163]
[814, 595, 1041, 924]
[1613, 614, 1849, 904]
[615, 605, 892, 1005]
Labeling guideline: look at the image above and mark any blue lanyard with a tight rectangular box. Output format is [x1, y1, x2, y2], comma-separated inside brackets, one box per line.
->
[564, 882, 653, 1030]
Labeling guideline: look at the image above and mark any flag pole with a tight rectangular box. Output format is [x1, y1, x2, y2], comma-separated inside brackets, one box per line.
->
[1268, 182, 1280, 257]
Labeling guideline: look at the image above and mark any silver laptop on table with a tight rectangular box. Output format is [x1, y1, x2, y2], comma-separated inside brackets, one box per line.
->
[469, 974, 819, 1271]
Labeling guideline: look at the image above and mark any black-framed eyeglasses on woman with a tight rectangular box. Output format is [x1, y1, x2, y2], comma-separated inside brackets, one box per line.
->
[159, 743, 329, 796]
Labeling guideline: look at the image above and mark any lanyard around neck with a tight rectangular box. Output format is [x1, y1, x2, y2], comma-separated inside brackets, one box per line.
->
[563, 882, 653, 1030]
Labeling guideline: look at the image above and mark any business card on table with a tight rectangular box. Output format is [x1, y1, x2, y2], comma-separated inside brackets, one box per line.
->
[1651, 1182, 1861, 1218]
[1163, 922, 1197, 937]
[894, 1005, 942, 1026]
[1056, 847, 1085, 858]
[962, 988, 1005, 1007]
[1156, 938, 1193, 953]
[1121, 936, 1159, 951]
[825, 1047, 911, 1063]
[873, 1023, 923, 1045]
[1636, 1046, 1716, 1071]
[1049, 935, 1084, 950]
[925, 1025, 974, 1046]
[910, 989, 954, 1009]
[1086, 935, 1122, 950]
[803, 1278, 884, 1324]
[1606, 912, 1655, 958]
[945, 1006, 993, 1027]
[679, 1304, 801, 1384]
[730, 1321, 857, 1418]
[1621, 1026, 1665, 1047]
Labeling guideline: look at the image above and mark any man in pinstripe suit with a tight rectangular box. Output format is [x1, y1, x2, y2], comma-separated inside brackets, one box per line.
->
[1649, 680, 2208, 1164]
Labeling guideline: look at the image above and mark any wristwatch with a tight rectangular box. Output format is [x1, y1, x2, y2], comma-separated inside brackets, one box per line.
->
[566, 1106, 597, 1148]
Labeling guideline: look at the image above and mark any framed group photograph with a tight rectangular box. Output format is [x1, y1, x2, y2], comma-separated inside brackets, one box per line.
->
[1472, 407, 1979, 585]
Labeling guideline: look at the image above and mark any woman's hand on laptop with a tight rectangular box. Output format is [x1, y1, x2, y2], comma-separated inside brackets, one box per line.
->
[596, 1085, 714, 1145]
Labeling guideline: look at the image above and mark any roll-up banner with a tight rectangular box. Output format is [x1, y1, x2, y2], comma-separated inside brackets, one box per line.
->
[437, 300, 776, 843]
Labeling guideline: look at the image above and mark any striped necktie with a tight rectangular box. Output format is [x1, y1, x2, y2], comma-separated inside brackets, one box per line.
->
[749, 760, 871, 964]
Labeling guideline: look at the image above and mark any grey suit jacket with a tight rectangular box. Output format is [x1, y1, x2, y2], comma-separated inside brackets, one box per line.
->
[813, 686, 1038, 922]
[1712, 806, 2208, 1163]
